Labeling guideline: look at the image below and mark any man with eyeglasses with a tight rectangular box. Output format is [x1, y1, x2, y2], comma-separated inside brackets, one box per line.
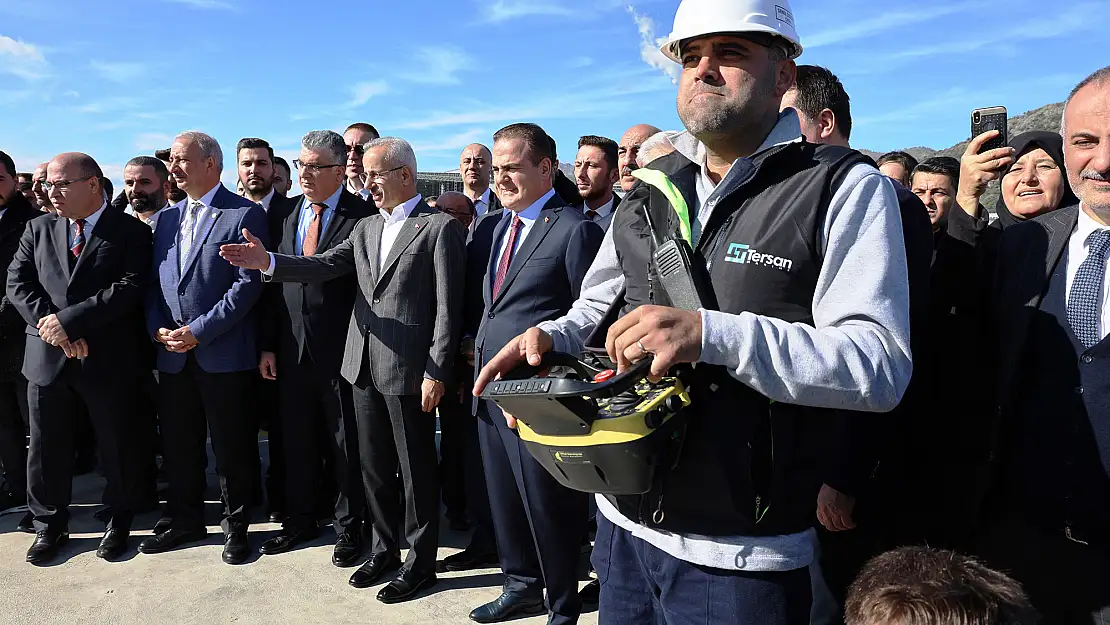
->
[221, 136, 466, 604]
[343, 123, 380, 201]
[254, 130, 372, 567]
[139, 131, 268, 566]
[6, 152, 153, 563]
[461, 144, 502, 222]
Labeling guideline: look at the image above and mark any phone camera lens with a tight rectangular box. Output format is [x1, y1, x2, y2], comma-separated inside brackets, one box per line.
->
[973, 112, 980, 123]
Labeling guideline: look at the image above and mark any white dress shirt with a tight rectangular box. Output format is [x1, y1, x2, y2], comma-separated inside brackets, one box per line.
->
[70, 201, 107, 242]
[346, 178, 370, 201]
[124, 203, 169, 231]
[179, 183, 222, 267]
[493, 188, 554, 283]
[0, 207, 6, 223]
[255, 187, 276, 212]
[1065, 205, 1110, 342]
[379, 194, 423, 268]
[581, 195, 615, 230]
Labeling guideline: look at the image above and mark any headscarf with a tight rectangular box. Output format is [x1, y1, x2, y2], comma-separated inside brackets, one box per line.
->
[993, 131, 1078, 229]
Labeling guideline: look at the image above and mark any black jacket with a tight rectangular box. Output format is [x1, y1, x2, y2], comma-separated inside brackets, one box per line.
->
[0, 194, 44, 382]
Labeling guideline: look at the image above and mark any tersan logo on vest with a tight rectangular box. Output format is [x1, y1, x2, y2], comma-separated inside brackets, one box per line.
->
[724, 243, 793, 271]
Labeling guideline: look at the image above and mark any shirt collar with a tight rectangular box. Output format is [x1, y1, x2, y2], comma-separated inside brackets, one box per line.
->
[1075, 204, 1110, 247]
[189, 183, 222, 208]
[380, 193, 423, 224]
[471, 187, 491, 205]
[582, 196, 614, 218]
[258, 187, 276, 211]
[513, 188, 555, 224]
[305, 186, 343, 213]
[71, 201, 108, 230]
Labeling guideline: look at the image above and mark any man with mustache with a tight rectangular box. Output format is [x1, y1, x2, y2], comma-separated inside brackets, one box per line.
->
[973, 65, 1110, 624]
[616, 124, 662, 193]
[123, 156, 173, 230]
[460, 143, 501, 225]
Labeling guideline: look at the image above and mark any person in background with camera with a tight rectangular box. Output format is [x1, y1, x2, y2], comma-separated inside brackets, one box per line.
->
[474, 0, 911, 622]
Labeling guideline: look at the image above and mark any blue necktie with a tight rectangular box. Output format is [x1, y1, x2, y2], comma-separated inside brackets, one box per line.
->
[1067, 229, 1110, 349]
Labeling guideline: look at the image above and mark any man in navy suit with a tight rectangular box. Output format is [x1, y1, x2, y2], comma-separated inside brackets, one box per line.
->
[467, 123, 604, 625]
[138, 131, 268, 566]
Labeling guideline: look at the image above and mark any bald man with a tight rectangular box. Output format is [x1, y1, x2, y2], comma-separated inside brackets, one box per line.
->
[460, 143, 501, 219]
[32, 163, 52, 212]
[6, 152, 153, 564]
[617, 124, 662, 192]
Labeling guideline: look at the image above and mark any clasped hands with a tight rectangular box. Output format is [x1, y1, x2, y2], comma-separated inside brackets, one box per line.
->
[37, 314, 87, 358]
[156, 326, 199, 353]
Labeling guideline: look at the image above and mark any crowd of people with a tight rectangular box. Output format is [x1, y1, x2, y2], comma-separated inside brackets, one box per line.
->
[1, 0, 1109, 623]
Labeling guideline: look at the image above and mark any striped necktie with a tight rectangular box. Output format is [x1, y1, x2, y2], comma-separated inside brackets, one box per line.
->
[70, 218, 86, 259]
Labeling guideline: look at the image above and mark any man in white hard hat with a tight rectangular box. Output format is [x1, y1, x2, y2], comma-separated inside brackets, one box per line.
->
[475, 0, 911, 622]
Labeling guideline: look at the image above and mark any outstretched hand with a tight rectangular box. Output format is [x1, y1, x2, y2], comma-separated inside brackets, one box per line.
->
[219, 228, 270, 270]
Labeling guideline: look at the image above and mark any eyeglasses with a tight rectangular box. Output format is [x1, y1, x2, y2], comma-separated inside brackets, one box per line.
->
[293, 160, 342, 175]
[359, 166, 404, 186]
[41, 175, 94, 194]
[346, 144, 365, 156]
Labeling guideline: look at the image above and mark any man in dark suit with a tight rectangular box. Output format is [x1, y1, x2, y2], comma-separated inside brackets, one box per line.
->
[467, 123, 604, 625]
[221, 136, 466, 603]
[572, 135, 621, 232]
[0, 152, 43, 532]
[973, 67, 1110, 625]
[6, 152, 153, 563]
[255, 130, 371, 566]
[461, 143, 502, 223]
[139, 131, 268, 566]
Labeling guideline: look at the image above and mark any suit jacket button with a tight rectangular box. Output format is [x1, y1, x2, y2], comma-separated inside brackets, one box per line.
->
[373, 298, 380, 304]
[1082, 355, 1093, 364]
[488, 312, 495, 319]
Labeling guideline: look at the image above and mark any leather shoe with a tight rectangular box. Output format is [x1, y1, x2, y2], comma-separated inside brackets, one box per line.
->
[268, 511, 284, 523]
[96, 529, 129, 560]
[469, 592, 545, 623]
[441, 547, 499, 572]
[349, 552, 402, 588]
[259, 527, 319, 555]
[152, 516, 172, 536]
[139, 527, 206, 554]
[377, 569, 436, 604]
[222, 532, 250, 565]
[579, 579, 600, 608]
[26, 530, 69, 564]
[15, 511, 35, 534]
[332, 531, 363, 567]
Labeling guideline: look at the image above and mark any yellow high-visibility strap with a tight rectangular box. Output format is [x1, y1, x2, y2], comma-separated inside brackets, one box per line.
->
[631, 168, 692, 244]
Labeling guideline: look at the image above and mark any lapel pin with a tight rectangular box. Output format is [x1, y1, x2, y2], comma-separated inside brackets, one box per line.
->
[544, 217, 550, 223]
[415, 223, 422, 229]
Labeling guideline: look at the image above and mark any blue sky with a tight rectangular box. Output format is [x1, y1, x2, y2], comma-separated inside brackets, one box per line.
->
[1, 0, 1104, 193]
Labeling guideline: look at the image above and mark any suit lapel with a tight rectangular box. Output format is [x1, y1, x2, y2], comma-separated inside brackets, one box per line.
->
[70, 209, 114, 280]
[281, 195, 304, 255]
[365, 216, 384, 284]
[377, 204, 430, 289]
[1039, 207, 1078, 294]
[52, 216, 72, 281]
[318, 190, 354, 252]
[491, 202, 561, 308]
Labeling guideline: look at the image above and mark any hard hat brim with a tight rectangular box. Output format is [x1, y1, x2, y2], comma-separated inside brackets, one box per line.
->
[660, 28, 803, 64]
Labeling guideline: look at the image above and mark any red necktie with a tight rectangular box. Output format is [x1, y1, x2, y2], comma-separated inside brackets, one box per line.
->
[301, 202, 326, 256]
[70, 218, 86, 258]
[492, 216, 523, 298]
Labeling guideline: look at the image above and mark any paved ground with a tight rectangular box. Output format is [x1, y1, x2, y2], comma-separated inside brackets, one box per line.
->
[0, 439, 600, 625]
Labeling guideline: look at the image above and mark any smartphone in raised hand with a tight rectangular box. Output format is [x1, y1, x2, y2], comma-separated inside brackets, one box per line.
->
[971, 106, 1008, 153]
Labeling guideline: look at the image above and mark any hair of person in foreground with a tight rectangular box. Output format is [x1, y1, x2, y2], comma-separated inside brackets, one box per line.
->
[844, 546, 1040, 625]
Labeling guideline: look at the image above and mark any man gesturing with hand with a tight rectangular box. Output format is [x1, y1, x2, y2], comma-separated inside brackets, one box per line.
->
[222, 137, 465, 604]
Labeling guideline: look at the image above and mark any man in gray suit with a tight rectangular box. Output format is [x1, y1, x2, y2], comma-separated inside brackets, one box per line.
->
[220, 136, 466, 604]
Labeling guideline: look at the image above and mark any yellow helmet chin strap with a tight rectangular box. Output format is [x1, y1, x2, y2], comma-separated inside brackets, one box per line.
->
[630, 168, 692, 245]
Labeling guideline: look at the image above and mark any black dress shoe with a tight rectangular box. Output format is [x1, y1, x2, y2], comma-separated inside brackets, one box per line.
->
[259, 527, 319, 555]
[349, 552, 402, 588]
[152, 516, 172, 536]
[469, 592, 546, 623]
[222, 532, 250, 564]
[96, 529, 129, 560]
[376, 569, 436, 604]
[138, 527, 206, 554]
[26, 530, 69, 564]
[268, 511, 284, 523]
[442, 547, 499, 572]
[579, 579, 600, 608]
[332, 531, 363, 568]
[16, 511, 35, 534]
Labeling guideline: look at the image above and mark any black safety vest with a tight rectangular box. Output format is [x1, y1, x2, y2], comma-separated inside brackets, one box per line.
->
[605, 141, 872, 536]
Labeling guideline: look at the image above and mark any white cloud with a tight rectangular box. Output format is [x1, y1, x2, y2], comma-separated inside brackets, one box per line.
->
[805, 2, 990, 49]
[568, 56, 594, 68]
[77, 96, 141, 114]
[483, 0, 575, 23]
[90, 61, 147, 83]
[134, 132, 175, 152]
[406, 47, 475, 85]
[627, 5, 680, 85]
[348, 81, 389, 108]
[411, 129, 488, 156]
[0, 34, 50, 80]
[161, 0, 235, 10]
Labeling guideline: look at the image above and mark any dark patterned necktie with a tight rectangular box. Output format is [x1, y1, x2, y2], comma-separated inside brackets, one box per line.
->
[302, 202, 326, 256]
[70, 218, 86, 258]
[586, 209, 599, 221]
[1067, 229, 1110, 349]
[492, 216, 523, 298]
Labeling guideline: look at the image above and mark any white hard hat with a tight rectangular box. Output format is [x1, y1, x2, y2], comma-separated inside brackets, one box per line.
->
[659, 0, 803, 63]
